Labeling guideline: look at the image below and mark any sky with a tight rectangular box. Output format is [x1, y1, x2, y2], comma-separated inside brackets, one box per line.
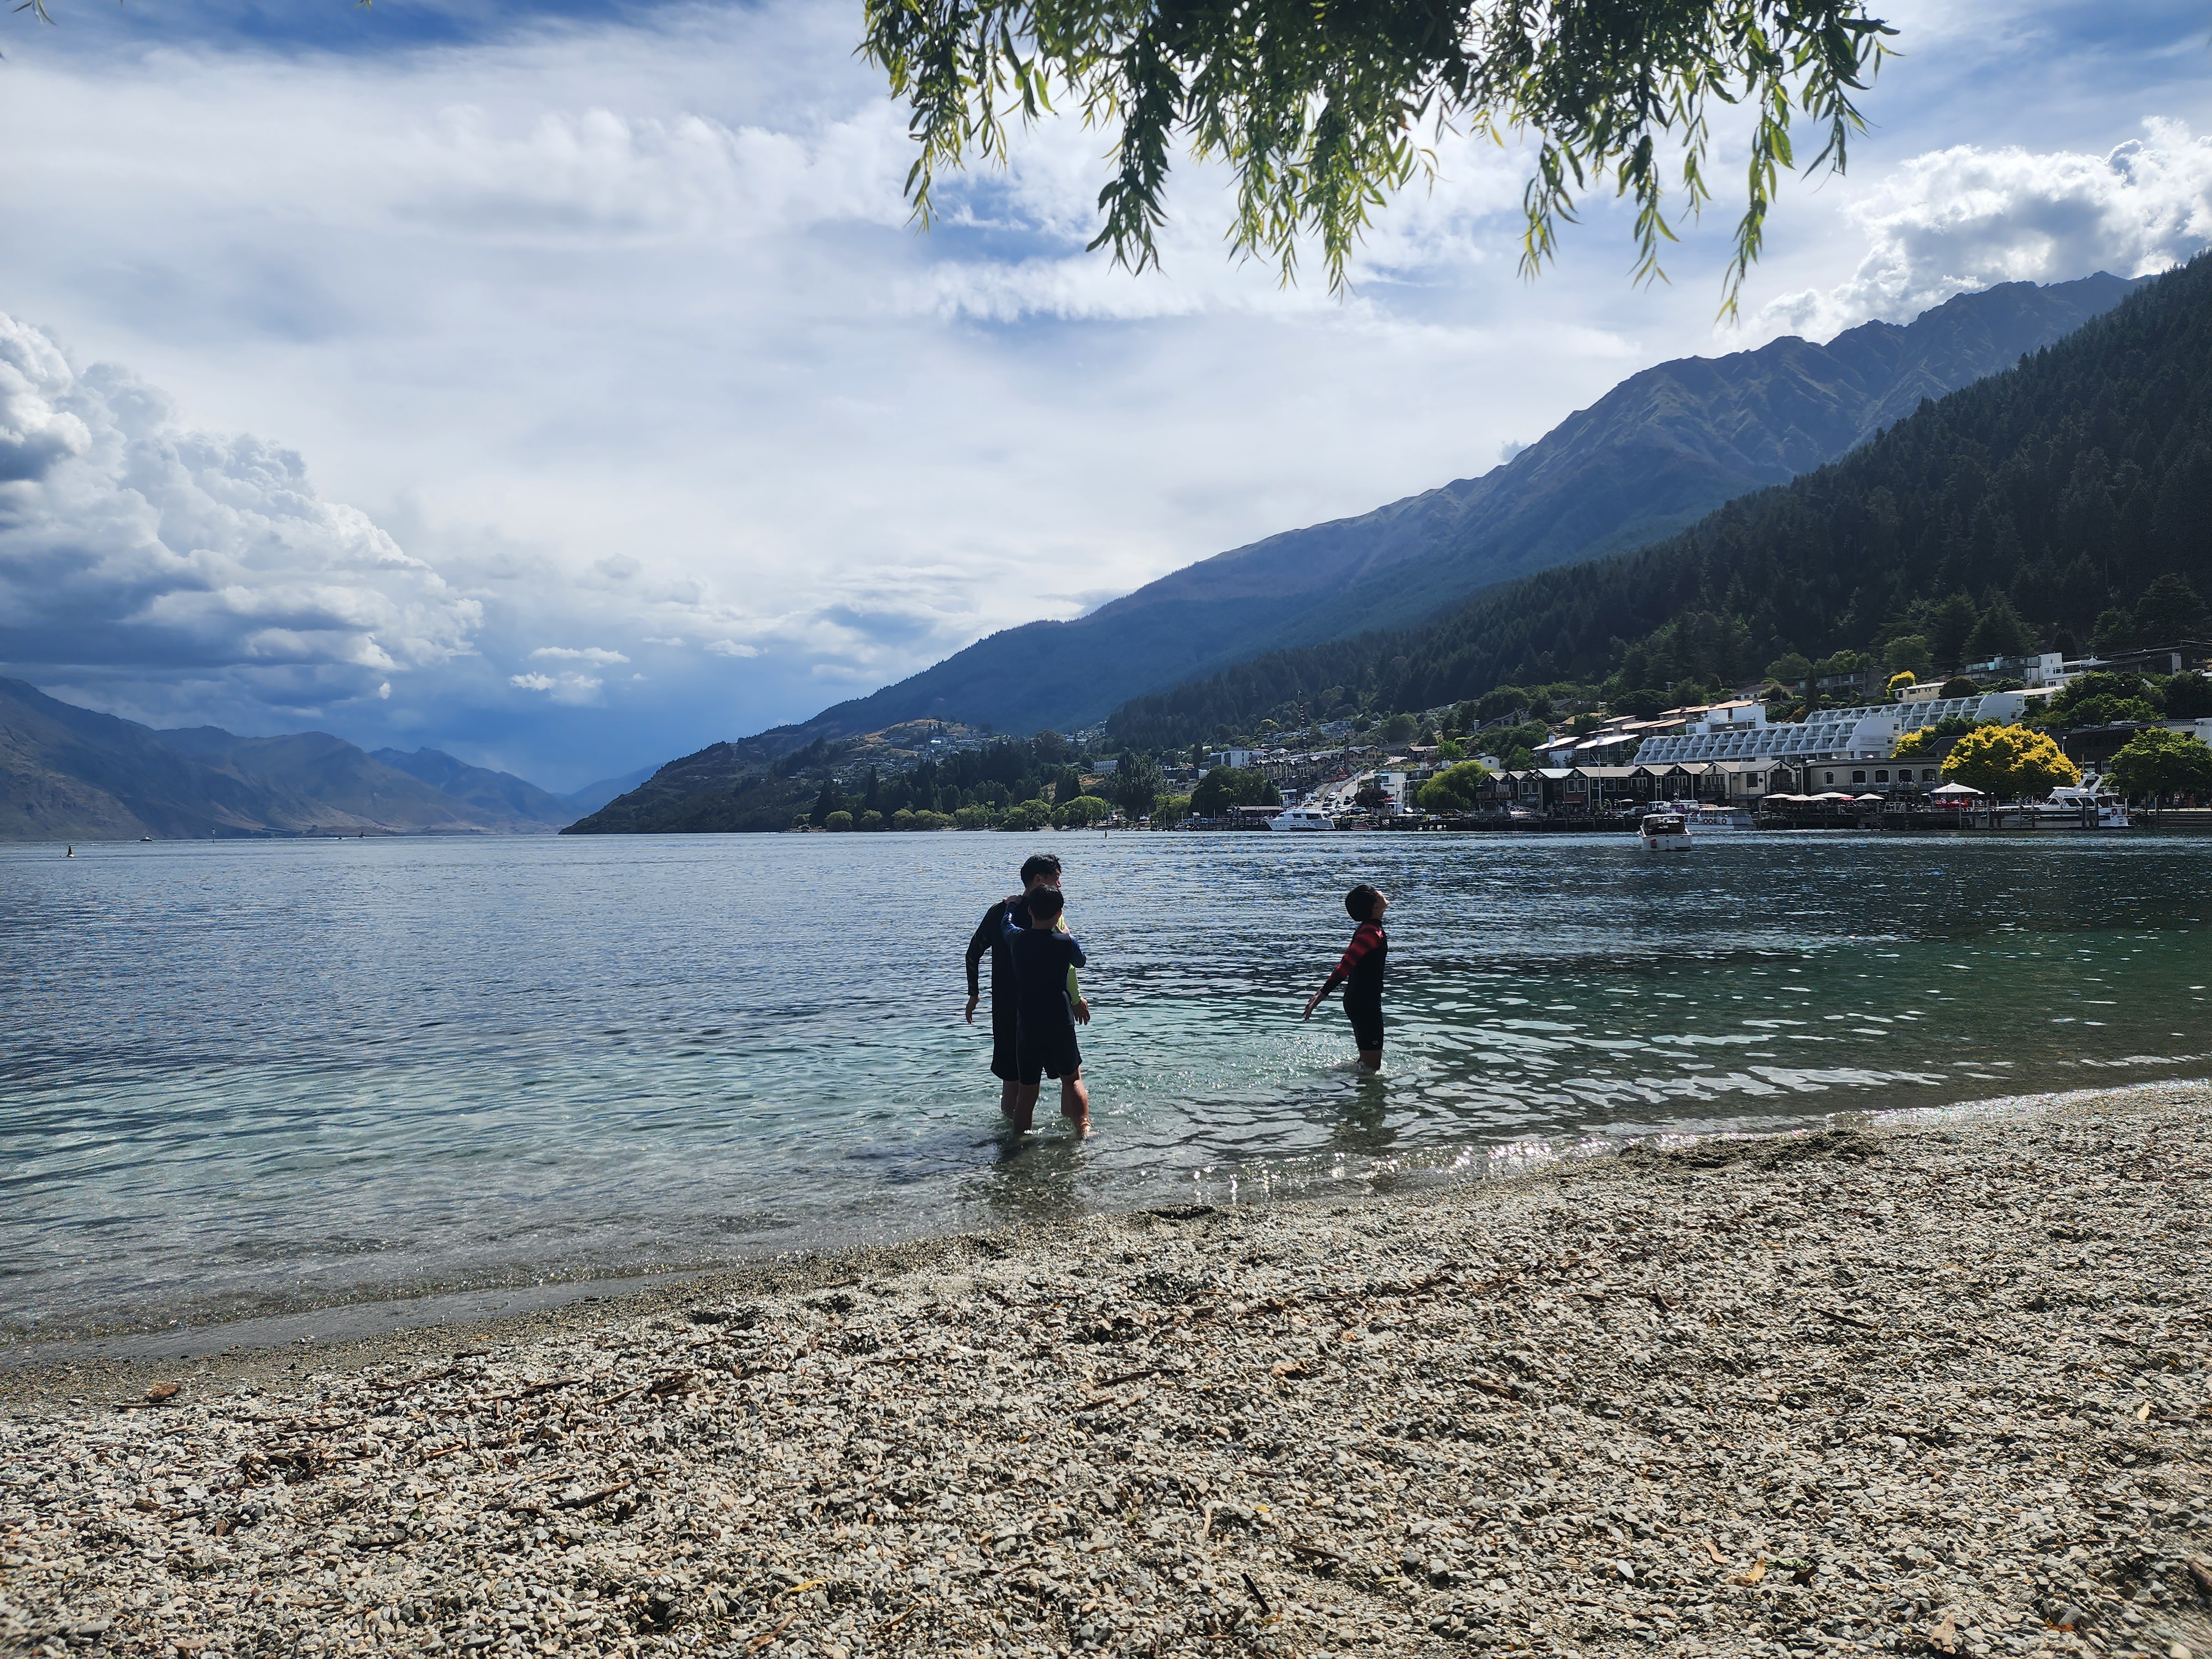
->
[2, 0, 2210, 791]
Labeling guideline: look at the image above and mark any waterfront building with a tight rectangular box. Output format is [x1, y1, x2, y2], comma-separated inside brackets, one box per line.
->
[1632, 691, 2029, 767]
[1800, 760, 1948, 792]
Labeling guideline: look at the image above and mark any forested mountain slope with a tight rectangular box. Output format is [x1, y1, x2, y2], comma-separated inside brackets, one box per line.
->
[747, 273, 2138, 748]
[1107, 255, 2212, 746]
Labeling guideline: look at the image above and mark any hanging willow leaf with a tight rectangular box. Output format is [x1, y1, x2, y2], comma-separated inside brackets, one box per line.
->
[860, 0, 1895, 314]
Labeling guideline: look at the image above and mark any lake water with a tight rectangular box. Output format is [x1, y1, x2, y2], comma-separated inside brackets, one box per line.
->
[3, 831, 2208, 1343]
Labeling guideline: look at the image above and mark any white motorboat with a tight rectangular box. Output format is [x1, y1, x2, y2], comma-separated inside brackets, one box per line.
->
[1267, 807, 1337, 831]
[1639, 810, 1692, 851]
[2032, 778, 2131, 830]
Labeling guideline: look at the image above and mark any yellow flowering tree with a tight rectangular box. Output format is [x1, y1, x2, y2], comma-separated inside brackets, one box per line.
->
[1941, 724, 2079, 799]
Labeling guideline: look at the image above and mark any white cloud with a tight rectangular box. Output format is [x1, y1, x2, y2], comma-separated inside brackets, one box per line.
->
[529, 645, 629, 664]
[706, 638, 760, 658]
[510, 668, 604, 703]
[1756, 119, 2212, 339]
[0, 309, 479, 710]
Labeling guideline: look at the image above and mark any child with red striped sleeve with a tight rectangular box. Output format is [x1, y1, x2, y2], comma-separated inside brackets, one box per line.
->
[1301, 884, 1389, 1069]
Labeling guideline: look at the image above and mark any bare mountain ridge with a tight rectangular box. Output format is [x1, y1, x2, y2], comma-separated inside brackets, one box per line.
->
[0, 678, 573, 839]
[739, 273, 2141, 751]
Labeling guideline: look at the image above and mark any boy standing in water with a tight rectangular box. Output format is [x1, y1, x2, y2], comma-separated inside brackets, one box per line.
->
[1302, 884, 1389, 1068]
[1001, 886, 1091, 1136]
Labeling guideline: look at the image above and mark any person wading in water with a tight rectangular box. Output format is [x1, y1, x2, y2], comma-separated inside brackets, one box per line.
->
[965, 853, 1089, 1129]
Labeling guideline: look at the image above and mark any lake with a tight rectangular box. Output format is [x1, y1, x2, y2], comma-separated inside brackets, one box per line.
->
[3, 831, 2206, 1343]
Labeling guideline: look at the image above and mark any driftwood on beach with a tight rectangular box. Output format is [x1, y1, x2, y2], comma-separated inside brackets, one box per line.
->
[2, 1085, 2208, 1658]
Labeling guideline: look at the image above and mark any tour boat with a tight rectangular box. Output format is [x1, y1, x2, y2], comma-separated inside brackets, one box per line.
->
[2032, 779, 2131, 830]
[1639, 810, 1692, 851]
[1690, 804, 1755, 830]
[1267, 807, 1336, 832]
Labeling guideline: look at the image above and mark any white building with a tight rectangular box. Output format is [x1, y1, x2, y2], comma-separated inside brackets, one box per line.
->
[1961, 651, 2066, 686]
[1633, 691, 2028, 766]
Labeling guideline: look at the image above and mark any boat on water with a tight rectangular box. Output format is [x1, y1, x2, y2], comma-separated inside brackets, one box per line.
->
[1690, 804, 1755, 830]
[1639, 810, 1692, 851]
[1267, 806, 1336, 832]
[2032, 778, 2131, 830]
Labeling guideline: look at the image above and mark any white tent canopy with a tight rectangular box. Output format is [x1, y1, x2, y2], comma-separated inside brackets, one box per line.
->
[1931, 781, 1983, 797]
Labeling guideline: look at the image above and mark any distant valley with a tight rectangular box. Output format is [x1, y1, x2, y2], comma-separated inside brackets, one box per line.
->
[0, 678, 612, 840]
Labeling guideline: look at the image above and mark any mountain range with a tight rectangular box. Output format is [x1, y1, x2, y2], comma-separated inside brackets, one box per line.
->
[740, 273, 2142, 750]
[1112, 252, 2212, 745]
[0, 678, 585, 839]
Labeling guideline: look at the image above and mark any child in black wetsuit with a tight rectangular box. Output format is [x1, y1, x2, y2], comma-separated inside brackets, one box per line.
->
[1000, 885, 1091, 1136]
[1302, 883, 1389, 1069]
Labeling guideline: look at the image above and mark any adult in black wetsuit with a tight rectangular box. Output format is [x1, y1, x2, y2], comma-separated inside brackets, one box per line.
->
[1000, 884, 1091, 1136]
[964, 853, 1088, 1122]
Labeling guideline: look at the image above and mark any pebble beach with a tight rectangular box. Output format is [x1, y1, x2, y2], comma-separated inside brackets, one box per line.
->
[3, 1084, 2208, 1659]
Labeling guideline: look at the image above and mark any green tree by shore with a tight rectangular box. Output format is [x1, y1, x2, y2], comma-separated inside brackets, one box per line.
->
[2107, 728, 2212, 803]
[1417, 760, 1495, 814]
[1941, 724, 2079, 800]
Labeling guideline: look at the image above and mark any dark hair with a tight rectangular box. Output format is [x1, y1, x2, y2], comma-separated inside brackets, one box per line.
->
[1344, 884, 1380, 921]
[1027, 885, 1066, 921]
[1020, 853, 1063, 886]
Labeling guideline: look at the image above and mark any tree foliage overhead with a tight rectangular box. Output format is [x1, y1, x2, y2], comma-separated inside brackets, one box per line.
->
[862, 0, 1892, 307]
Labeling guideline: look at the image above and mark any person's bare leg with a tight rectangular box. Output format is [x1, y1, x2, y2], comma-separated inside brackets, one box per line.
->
[1358, 1048, 1383, 1071]
[1000, 1078, 1021, 1121]
[1058, 1071, 1091, 1136]
[1011, 1083, 1040, 1133]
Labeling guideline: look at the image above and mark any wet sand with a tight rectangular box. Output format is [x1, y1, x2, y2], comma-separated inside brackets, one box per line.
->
[3, 1083, 2208, 1658]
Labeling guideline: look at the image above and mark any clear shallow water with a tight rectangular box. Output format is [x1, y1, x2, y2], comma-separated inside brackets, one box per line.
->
[3, 832, 2208, 1339]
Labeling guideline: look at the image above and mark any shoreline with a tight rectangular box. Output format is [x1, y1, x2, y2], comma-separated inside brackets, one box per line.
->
[3, 1082, 2208, 1658]
[1, 1081, 2193, 1375]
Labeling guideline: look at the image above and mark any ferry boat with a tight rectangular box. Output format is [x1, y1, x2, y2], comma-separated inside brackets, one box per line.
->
[1638, 810, 1692, 851]
[2032, 778, 2131, 830]
[1266, 806, 1336, 832]
[1690, 804, 1755, 831]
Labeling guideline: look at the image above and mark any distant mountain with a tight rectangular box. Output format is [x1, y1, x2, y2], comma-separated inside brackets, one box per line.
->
[0, 679, 562, 839]
[370, 747, 576, 827]
[1113, 253, 2212, 743]
[559, 764, 659, 818]
[743, 273, 2143, 748]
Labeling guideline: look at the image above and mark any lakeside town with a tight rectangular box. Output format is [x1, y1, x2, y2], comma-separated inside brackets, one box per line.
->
[782, 638, 2212, 836]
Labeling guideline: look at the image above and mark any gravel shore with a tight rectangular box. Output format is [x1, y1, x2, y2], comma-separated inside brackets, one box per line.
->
[4, 1084, 2208, 1659]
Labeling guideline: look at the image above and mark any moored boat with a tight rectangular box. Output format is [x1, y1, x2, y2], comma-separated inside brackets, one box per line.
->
[1691, 804, 1755, 831]
[1639, 810, 1692, 851]
[2032, 778, 2131, 830]
[1266, 806, 1336, 831]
